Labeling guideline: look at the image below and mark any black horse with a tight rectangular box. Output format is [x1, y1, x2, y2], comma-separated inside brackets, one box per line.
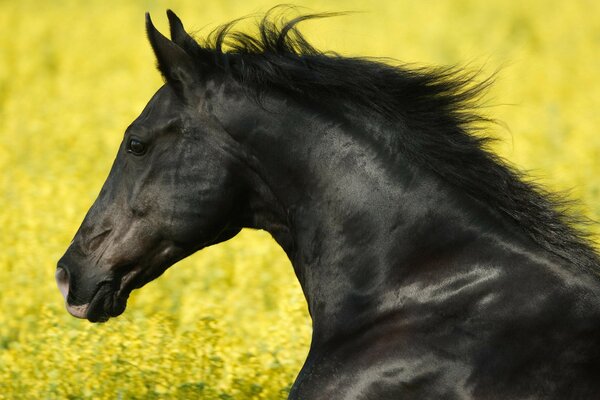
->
[57, 9, 600, 399]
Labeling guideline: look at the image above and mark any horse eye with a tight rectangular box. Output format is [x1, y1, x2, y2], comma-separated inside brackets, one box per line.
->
[127, 138, 146, 156]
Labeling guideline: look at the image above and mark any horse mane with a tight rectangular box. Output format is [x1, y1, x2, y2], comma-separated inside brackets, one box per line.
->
[178, 7, 600, 273]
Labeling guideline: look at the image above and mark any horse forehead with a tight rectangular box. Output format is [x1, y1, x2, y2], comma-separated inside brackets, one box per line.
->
[134, 85, 181, 126]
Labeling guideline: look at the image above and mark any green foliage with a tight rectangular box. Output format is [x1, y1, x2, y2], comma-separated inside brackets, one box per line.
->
[0, 0, 598, 398]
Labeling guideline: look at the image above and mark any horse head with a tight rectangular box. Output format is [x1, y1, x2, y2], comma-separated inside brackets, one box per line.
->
[57, 13, 244, 322]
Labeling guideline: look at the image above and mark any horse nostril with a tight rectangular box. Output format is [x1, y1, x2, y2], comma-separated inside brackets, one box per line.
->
[55, 267, 70, 300]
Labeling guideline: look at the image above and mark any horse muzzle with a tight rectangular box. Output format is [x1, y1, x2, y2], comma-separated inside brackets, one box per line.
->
[56, 259, 128, 322]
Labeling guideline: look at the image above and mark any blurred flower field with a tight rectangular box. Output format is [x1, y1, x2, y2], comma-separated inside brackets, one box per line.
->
[0, 0, 598, 398]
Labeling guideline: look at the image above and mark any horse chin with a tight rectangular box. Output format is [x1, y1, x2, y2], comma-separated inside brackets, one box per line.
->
[83, 269, 142, 323]
[80, 283, 123, 323]
[90, 265, 156, 322]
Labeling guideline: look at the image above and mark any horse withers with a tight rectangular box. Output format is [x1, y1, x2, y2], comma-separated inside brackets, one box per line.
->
[57, 9, 600, 399]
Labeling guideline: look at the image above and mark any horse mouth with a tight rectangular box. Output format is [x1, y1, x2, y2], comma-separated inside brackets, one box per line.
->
[58, 243, 185, 322]
[82, 283, 125, 323]
[61, 267, 143, 323]
[93, 267, 145, 322]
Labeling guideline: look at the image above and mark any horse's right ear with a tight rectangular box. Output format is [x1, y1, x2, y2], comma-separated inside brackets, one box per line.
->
[145, 13, 197, 93]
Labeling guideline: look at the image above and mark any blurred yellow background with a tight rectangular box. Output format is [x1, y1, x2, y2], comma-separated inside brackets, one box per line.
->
[0, 0, 598, 398]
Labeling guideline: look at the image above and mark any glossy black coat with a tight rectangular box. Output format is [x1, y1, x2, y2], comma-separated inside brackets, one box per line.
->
[57, 10, 600, 399]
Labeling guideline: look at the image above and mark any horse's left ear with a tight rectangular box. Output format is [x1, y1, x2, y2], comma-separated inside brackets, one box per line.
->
[166, 9, 196, 50]
[146, 13, 197, 93]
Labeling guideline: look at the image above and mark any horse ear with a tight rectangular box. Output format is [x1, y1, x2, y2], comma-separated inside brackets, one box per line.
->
[166, 10, 214, 63]
[166, 10, 192, 48]
[145, 13, 197, 91]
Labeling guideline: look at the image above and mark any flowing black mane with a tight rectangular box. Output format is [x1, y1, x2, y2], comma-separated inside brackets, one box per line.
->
[173, 9, 599, 273]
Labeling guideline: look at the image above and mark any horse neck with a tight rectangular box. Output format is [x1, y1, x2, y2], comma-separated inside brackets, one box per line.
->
[213, 89, 523, 344]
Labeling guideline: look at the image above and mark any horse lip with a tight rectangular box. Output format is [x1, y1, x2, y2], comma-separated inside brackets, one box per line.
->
[92, 267, 142, 321]
[66, 268, 141, 322]
[64, 283, 106, 320]
[66, 303, 90, 319]
[85, 281, 122, 322]
[69, 281, 113, 321]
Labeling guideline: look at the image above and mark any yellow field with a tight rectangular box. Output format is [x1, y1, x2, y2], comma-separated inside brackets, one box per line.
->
[0, 0, 598, 398]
